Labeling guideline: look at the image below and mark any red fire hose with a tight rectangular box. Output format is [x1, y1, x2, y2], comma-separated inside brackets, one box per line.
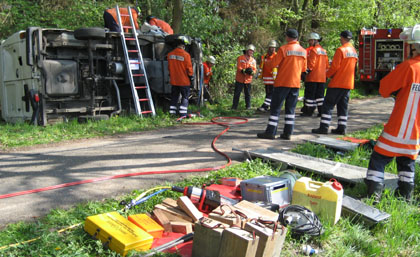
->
[0, 117, 248, 200]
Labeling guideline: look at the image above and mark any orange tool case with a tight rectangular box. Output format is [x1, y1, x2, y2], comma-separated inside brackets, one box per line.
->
[84, 212, 153, 256]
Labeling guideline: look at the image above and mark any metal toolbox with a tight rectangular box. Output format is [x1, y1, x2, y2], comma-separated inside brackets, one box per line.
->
[240, 176, 291, 208]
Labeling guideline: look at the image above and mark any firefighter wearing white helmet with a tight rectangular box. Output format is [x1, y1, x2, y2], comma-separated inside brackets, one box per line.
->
[257, 40, 279, 111]
[365, 24, 420, 202]
[301, 32, 328, 117]
[232, 44, 257, 109]
[203, 56, 216, 104]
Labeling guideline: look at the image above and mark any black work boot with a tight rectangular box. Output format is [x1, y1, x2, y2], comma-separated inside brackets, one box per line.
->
[331, 125, 346, 135]
[279, 134, 291, 140]
[312, 127, 328, 134]
[257, 132, 275, 140]
[394, 182, 414, 201]
[365, 179, 384, 204]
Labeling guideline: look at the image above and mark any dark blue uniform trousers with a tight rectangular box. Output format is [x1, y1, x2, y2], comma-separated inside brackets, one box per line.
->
[232, 81, 251, 109]
[303, 82, 326, 114]
[169, 86, 190, 117]
[319, 88, 349, 130]
[264, 87, 299, 136]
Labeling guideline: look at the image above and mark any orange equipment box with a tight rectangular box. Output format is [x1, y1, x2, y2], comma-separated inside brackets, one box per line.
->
[128, 213, 164, 239]
[84, 212, 153, 256]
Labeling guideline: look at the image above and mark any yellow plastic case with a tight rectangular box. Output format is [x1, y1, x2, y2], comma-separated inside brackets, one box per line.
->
[84, 212, 153, 256]
[128, 214, 164, 239]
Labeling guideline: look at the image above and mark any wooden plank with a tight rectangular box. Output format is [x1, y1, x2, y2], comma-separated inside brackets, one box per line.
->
[170, 221, 193, 234]
[154, 204, 193, 223]
[305, 136, 359, 151]
[162, 198, 179, 208]
[247, 149, 398, 189]
[152, 209, 172, 232]
[217, 227, 259, 257]
[234, 200, 279, 222]
[177, 196, 203, 222]
[209, 205, 242, 227]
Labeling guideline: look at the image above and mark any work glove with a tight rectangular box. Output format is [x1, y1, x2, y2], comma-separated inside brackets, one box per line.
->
[189, 75, 195, 82]
[245, 67, 254, 75]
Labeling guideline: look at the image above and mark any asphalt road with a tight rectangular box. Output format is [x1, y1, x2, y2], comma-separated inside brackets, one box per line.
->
[0, 97, 394, 227]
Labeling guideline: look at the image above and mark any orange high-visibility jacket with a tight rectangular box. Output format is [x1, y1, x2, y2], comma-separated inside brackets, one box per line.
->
[203, 61, 212, 85]
[149, 18, 174, 35]
[106, 8, 139, 30]
[306, 44, 329, 83]
[260, 52, 277, 85]
[235, 54, 257, 84]
[374, 55, 420, 160]
[306, 46, 314, 55]
[326, 42, 358, 89]
[167, 48, 193, 86]
[272, 41, 307, 88]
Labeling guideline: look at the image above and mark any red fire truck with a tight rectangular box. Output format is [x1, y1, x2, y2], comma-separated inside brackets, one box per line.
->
[358, 28, 410, 85]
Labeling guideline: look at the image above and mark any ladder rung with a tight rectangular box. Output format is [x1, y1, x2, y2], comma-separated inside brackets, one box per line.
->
[130, 61, 141, 64]
[125, 38, 136, 41]
[141, 110, 153, 114]
[123, 26, 134, 29]
[139, 98, 149, 102]
[132, 74, 144, 77]
[120, 14, 130, 17]
[136, 86, 147, 89]
[128, 50, 138, 53]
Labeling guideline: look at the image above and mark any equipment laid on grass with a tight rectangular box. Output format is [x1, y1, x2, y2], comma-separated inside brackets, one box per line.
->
[341, 195, 391, 226]
[240, 175, 292, 208]
[292, 177, 343, 225]
[171, 185, 238, 211]
[84, 212, 153, 256]
[128, 214, 164, 239]
[138, 232, 194, 257]
[279, 205, 323, 237]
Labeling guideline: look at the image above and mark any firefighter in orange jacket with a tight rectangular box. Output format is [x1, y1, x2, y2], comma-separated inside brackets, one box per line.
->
[301, 33, 329, 116]
[257, 40, 278, 112]
[257, 29, 307, 140]
[312, 30, 358, 135]
[232, 44, 257, 110]
[365, 24, 420, 202]
[146, 16, 174, 35]
[167, 36, 193, 117]
[104, 7, 139, 32]
[203, 56, 216, 104]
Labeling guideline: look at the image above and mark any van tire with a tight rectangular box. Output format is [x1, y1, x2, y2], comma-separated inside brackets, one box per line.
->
[74, 27, 106, 40]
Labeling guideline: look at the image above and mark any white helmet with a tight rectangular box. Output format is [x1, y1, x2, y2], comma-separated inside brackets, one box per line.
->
[246, 44, 256, 51]
[308, 32, 320, 40]
[399, 24, 420, 44]
[208, 56, 216, 64]
[268, 40, 278, 48]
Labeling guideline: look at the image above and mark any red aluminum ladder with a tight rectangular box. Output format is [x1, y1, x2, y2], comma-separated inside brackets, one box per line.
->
[115, 5, 156, 117]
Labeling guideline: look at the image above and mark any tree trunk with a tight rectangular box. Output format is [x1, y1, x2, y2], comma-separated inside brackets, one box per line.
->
[172, 0, 183, 34]
[311, 0, 320, 29]
[297, 0, 309, 39]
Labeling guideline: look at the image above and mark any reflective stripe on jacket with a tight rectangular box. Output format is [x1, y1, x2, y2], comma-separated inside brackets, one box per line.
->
[273, 41, 307, 88]
[306, 45, 329, 83]
[167, 48, 193, 86]
[374, 55, 420, 160]
[260, 52, 277, 85]
[326, 42, 358, 89]
[106, 8, 139, 30]
[149, 18, 174, 34]
[203, 61, 212, 85]
[235, 55, 257, 84]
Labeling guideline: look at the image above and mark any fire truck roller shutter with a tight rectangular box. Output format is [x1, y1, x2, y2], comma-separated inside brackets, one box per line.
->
[74, 27, 106, 40]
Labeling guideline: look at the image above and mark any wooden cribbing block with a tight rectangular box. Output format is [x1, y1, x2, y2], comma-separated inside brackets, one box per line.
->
[192, 217, 227, 257]
[243, 222, 287, 257]
[234, 200, 279, 222]
[170, 221, 193, 234]
[218, 227, 259, 257]
[152, 209, 172, 232]
[177, 196, 203, 222]
[154, 204, 193, 223]
[209, 205, 242, 227]
[162, 198, 179, 208]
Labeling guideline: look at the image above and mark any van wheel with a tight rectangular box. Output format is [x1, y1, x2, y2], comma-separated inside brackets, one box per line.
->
[74, 27, 106, 40]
